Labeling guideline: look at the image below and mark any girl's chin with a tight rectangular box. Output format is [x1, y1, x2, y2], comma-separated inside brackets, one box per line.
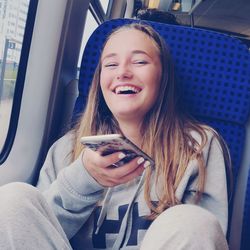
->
[113, 110, 145, 121]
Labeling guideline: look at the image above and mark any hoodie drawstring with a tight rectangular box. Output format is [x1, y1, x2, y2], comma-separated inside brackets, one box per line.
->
[112, 170, 146, 250]
[95, 187, 113, 234]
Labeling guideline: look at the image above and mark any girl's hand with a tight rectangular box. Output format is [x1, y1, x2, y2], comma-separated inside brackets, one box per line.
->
[82, 148, 148, 187]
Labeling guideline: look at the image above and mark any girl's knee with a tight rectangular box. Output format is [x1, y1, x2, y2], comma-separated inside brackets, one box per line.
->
[167, 204, 219, 222]
[141, 205, 228, 250]
[0, 182, 42, 211]
[153, 204, 223, 235]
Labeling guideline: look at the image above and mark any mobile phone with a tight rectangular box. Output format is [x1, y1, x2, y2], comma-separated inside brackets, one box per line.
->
[80, 134, 154, 167]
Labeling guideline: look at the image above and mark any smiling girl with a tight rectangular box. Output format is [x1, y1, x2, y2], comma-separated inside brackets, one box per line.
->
[0, 23, 230, 250]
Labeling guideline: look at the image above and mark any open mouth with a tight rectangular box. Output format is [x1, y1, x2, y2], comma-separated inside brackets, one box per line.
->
[114, 85, 142, 95]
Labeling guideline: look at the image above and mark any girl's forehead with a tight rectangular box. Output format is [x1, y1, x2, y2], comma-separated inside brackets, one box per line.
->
[102, 28, 160, 56]
[107, 28, 151, 44]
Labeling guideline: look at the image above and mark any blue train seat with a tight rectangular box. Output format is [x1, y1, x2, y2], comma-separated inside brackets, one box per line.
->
[73, 19, 250, 248]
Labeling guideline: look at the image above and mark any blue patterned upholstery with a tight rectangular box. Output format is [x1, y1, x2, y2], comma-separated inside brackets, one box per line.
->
[74, 18, 250, 182]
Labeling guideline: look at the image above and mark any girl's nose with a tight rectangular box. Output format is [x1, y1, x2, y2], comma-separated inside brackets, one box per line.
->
[116, 64, 133, 80]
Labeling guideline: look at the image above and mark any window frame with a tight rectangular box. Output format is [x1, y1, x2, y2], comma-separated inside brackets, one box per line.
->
[89, 0, 107, 23]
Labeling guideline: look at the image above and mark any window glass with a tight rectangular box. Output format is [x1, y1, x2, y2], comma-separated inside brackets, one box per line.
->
[99, 0, 109, 13]
[0, 0, 30, 149]
[77, 10, 98, 72]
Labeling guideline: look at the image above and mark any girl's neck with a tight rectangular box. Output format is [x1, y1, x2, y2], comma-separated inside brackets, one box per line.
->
[117, 120, 142, 147]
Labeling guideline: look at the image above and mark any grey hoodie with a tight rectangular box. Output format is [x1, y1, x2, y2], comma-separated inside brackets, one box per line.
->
[36, 130, 228, 250]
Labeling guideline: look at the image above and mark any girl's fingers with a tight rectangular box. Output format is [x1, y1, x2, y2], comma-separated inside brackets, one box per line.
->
[82, 148, 149, 187]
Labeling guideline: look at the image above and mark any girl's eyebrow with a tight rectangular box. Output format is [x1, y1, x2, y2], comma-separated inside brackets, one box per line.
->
[132, 50, 149, 56]
[132, 50, 153, 60]
[102, 50, 151, 62]
[102, 53, 116, 62]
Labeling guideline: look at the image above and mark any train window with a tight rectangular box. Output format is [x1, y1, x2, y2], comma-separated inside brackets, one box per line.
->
[77, 0, 111, 73]
[0, 0, 37, 162]
[0, 0, 30, 149]
[77, 10, 98, 71]
[99, 0, 109, 13]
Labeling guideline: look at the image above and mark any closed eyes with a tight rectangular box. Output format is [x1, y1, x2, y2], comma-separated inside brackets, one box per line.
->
[103, 60, 149, 68]
[103, 63, 118, 68]
[133, 60, 148, 65]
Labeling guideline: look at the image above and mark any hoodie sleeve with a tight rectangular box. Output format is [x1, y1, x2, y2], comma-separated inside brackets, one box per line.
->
[175, 131, 229, 235]
[36, 133, 105, 239]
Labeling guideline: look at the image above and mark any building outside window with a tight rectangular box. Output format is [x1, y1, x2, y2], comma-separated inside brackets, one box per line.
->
[0, 0, 29, 149]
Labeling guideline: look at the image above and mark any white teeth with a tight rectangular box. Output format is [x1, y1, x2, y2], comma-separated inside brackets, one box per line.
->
[115, 85, 140, 94]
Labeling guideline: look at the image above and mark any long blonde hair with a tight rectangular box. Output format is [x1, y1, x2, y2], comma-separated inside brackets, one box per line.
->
[71, 23, 231, 219]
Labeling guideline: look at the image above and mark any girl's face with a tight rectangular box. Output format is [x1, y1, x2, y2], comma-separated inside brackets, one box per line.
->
[100, 28, 162, 123]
